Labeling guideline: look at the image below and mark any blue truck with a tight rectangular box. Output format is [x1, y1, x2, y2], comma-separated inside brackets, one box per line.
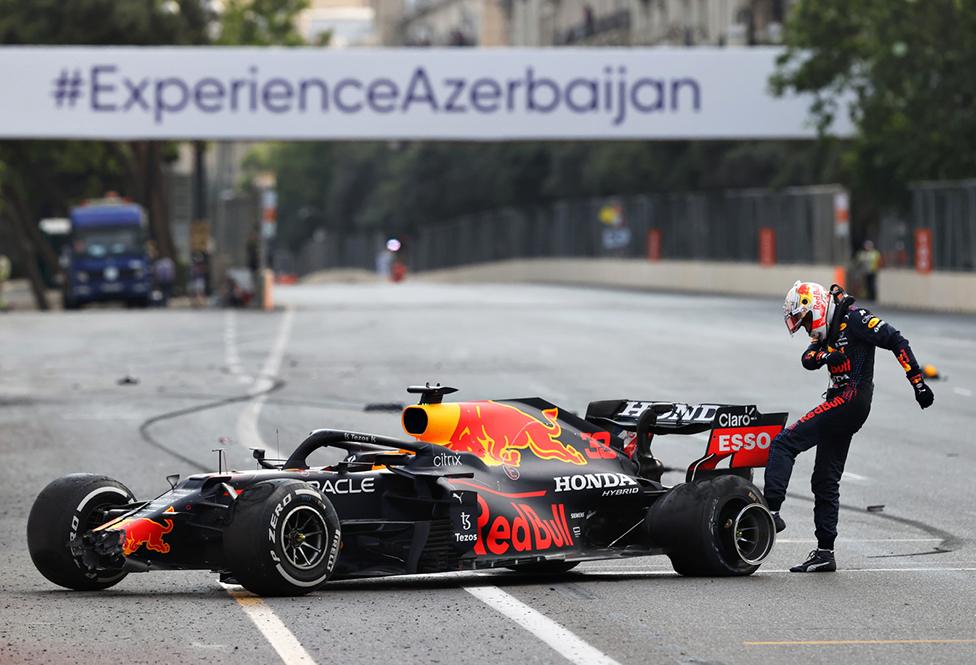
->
[61, 200, 152, 309]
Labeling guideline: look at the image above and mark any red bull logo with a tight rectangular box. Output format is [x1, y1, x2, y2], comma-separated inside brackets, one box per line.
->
[108, 517, 175, 556]
[449, 402, 586, 467]
[474, 495, 573, 556]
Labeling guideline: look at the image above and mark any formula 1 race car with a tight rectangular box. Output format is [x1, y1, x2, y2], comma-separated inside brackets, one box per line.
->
[28, 386, 788, 596]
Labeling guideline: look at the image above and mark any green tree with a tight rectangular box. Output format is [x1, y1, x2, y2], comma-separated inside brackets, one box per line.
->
[772, 0, 976, 200]
[216, 0, 310, 45]
[0, 0, 211, 307]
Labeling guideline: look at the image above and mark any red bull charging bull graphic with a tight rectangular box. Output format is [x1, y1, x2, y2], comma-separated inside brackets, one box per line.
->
[96, 515, 175, 556]
[403, 400, 587, 467]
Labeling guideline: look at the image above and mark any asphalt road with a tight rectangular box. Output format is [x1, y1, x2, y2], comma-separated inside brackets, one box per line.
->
[1, 282, 974, 665]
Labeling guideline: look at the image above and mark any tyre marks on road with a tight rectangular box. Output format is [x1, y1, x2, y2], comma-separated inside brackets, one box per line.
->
[464, 585, 622, 665]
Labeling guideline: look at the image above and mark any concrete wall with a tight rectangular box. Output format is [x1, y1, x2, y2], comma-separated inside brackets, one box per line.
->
[880, 269, 976, 313]
[415, 258, 976, 313]
[415, 258, 838, 297]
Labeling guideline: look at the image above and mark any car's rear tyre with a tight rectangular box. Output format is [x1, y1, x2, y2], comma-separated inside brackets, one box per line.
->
[646, 475, 775, 577]
[505, 561, 580, 574]
[223, 479, 341, 597]
[27, 473, 134, 590]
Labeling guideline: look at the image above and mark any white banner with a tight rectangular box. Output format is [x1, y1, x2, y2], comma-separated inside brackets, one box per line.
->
[0, 47, 852, 140]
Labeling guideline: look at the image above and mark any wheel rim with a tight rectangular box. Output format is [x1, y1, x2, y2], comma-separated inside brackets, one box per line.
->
[731, 503, 775, 565]
[282, 506, 328, 571]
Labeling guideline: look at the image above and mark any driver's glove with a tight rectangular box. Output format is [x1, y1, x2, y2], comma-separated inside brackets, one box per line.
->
[908, 373, 935, 409]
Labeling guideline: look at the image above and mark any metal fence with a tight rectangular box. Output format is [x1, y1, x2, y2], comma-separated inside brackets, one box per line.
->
[285, 184, 849, 275]
[212, 190, 260, 278]
[885, 181, 976, 271]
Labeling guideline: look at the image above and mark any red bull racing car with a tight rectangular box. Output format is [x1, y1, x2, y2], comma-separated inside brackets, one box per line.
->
[28, 386, 787, 596]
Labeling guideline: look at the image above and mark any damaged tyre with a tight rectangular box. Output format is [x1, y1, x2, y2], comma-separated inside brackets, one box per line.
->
[647, 475, 775, 576]
[27, 473, 134, 590]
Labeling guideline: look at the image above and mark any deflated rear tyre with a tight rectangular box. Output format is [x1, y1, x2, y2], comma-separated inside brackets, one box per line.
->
[646, 475, 775, 576]
[223, 479, 340, 597]
[27, 473, 134, 590]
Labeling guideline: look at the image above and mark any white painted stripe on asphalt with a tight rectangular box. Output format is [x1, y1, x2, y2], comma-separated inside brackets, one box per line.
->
[777, 538, 941, 543]
[225, 309, 311, 665]
[236, 307, 295, 450]
[224, 310, 254, 384]
[953, 387, 973, 397]
[222, 584, 316, 665]
[464, 585, 622, 665]
[573, 568, 976, 576]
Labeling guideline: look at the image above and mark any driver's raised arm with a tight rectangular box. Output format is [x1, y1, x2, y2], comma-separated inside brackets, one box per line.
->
[847, 310, 934, 409]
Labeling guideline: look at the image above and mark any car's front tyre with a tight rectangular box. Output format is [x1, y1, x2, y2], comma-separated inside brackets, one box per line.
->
[223, 479, 341, 597]
[27, 474, 134, 590]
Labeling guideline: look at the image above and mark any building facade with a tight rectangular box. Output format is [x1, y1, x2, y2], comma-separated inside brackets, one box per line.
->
[388, 0, 793, 47]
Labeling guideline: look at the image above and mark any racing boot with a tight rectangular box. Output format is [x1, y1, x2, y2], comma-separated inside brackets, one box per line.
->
[790, 549, 836, 573]
[772, 512, 786, 533]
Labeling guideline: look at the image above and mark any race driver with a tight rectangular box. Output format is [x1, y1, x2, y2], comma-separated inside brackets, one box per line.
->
[765, 281, 934, 572]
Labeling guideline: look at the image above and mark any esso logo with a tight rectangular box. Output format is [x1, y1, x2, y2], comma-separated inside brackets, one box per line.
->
[717, 432, 772, 453]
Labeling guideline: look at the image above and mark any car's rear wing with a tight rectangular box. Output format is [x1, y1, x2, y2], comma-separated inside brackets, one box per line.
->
[585, 400, 789, 482]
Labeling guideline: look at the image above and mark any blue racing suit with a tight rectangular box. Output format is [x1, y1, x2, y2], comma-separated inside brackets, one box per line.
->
[763, 296, 933, 550]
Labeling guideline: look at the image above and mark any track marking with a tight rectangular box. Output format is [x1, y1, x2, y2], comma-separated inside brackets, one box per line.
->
[224, 309, 308, 665]
[236, 307, 294, 450]
[224, 310, 254, 385]
[745, 639, 976, 646]
[464, 585, 622, 665]
[954, 387, 973, 397]
[573, 567, 976, 576]
[222, 584, 316, 664]
[777, 538, 940, 543]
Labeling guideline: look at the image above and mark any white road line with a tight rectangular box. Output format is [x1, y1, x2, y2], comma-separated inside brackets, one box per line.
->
[953, 387, 973, 397]
[777, 538, 941, 543]
[572, 568, 976, 577]
[224, 310, 254, 385]
[222, 585, 316, 665]
[841, 471, 869, 482]
[236, 307, 294, 450]
[464, 585, 622, 665]
[225, 308, 309, 665]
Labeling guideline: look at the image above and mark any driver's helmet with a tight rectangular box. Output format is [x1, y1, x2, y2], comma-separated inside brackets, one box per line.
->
[783, 281, 833, 340]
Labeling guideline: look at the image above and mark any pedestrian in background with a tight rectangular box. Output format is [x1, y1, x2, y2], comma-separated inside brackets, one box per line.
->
[189, 251, 207, 307]
[856, 240, 882, 301]
[153, 254, 175, 306]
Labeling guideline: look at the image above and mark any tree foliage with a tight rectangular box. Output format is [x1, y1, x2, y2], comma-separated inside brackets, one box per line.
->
[772, 0, 976, 199]
[258, 139, 843, 251]
[216, 0, 310, 46]
[0, 0, 210, 45]
[0, 0, 313, 305]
